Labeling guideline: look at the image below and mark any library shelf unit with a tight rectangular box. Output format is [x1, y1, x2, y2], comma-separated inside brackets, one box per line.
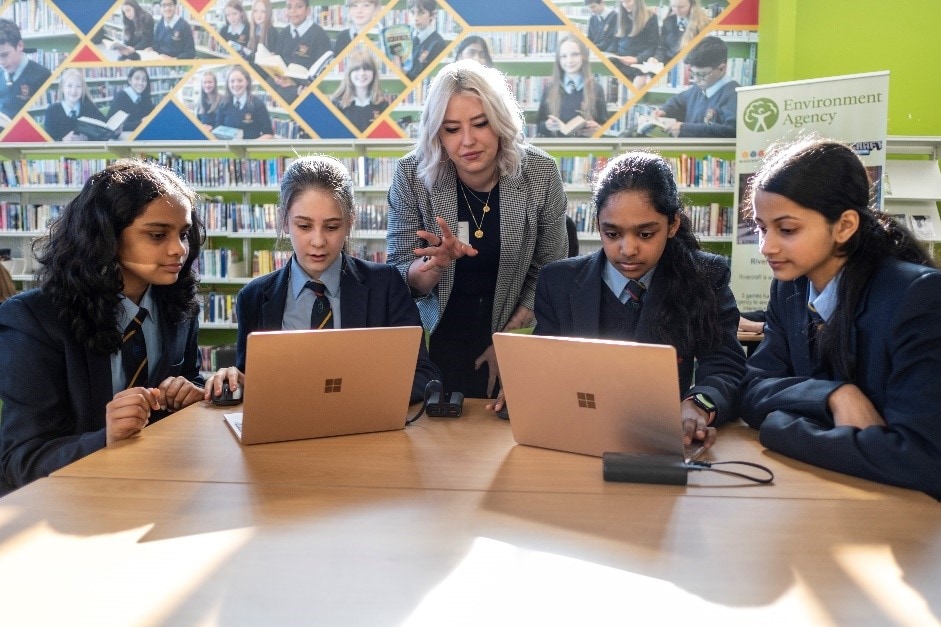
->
[2, 136, 938, 336]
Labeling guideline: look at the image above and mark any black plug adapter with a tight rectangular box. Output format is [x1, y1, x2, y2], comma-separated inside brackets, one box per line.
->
[426, 390, 464, 417]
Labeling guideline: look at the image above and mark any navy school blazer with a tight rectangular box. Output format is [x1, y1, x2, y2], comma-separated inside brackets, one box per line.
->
[0, 289, 203, 491]
[533, 249, 746, 424]
[234, 253, 440, 404]
[740, 258, 941, 499]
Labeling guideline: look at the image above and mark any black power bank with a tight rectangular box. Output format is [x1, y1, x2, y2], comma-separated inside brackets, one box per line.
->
[602, 452, 689, 485]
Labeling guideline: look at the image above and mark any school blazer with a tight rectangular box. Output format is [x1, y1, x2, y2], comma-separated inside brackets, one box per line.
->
[387, 144, 568, 334]
[0, 289, 203, 491]
[533, 249, 746, 424]
[740, 258, 941, 499]
[234, 253, 439, 404]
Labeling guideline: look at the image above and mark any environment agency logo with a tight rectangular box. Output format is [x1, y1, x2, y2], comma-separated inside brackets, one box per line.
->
[743, 98, 780, 132]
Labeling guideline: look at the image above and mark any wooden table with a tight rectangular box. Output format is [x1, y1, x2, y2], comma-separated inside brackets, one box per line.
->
[1, 400, 938, 625]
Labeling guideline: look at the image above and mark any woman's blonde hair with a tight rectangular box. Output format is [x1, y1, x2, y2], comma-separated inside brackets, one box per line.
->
[416, 59, 524, 191]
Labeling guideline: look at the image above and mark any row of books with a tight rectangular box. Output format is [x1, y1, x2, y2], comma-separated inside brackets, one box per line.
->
[198, 248, 246, 281]
[0, 159, 109, 188]
[665, 154, 736, 188]
[686, 203, 735, 237]
[152, 154, 292, 189]
[200, 292, 237, 325]
[5, 0, 68, 34]
[198, 344, 237, 375]
[0, 202, 63, 232]
[252, 249, 292, 278]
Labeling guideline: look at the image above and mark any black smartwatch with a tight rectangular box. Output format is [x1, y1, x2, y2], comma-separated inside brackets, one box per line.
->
[687, 393, 717, 424]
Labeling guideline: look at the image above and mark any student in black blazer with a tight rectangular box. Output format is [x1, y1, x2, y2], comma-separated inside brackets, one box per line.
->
[536, 35, 608, 138]
[534, 151, 746, 449]
[204, 156, 439, 405]
[404, 0, 446, 81]
[270, 0, 331, 102]
[115, 0, 155, 60]
[741, 137, 941, 499]
[108, 67, 155, 136]
[153, 0, 196, 59]
[43, 68, 107, 141]
[213, 65, 273, 139]
[0, 18, 51, 118]
[0, 160, 206, 493]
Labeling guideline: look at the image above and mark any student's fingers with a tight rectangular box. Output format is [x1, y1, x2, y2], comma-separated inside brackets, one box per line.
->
[485, 389, 505, 412]
[702, 426, 718, 450]
[105, 394, 154, 445]
[176, 381, 206, 409]
[681, 416, 709, 446]
[158, 376, 186, 410]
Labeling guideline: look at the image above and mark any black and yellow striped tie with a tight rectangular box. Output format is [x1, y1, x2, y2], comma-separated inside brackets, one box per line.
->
[122, 307, 149, 388]
[306, 281, 334, 329]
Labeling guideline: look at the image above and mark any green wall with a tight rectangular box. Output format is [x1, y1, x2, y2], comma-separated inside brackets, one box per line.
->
[757, 0, 941, 136]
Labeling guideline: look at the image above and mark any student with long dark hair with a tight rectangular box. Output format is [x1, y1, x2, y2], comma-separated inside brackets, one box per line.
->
[0, 160, 206, 492]
[108, 67, 155, 135]
[534, 151, 746, 448]
[536, 35, 608, 138]
[115, 0, 155, 60]
[204, 155, 439, 404]
[741, 137, 941, 498]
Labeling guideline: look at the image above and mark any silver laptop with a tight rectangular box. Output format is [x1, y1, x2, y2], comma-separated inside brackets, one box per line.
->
[224, 326, 422, 445]
[493, 332, 703, 461]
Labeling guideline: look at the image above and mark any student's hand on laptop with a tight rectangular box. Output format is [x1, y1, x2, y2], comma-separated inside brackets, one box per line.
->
[203, 367, 245, 403]
[680, 399, 717, 450]
[159, 376, 204, 412]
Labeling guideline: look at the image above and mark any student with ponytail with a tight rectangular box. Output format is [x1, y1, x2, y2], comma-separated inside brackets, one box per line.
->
[741, 137, 941, 499]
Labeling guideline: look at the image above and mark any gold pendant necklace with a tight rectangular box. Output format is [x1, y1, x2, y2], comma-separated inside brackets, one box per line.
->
[459, 181, 492, 239]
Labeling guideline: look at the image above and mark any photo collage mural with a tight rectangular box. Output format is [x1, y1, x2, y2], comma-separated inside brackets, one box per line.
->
[0, 0, 758, 143]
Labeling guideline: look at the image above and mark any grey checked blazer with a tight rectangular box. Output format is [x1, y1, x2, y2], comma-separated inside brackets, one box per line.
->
[387, 144, 568, 334]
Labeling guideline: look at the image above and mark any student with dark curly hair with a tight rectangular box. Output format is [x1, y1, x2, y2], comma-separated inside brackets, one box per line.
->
[534, 151, 746, 450]
[0, 160, 206, 493]
[741, 137, 941, 498]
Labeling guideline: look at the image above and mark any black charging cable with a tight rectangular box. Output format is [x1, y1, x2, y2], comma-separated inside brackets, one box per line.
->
[685, 460, 775, 484]
[405, 379, 442, 426]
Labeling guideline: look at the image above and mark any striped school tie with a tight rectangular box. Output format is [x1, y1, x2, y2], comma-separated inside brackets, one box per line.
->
[807, 301, 825, 351]
[306, 280, 334, 329]
[122, 307, 149, 388]
[625, 279, 646, 310]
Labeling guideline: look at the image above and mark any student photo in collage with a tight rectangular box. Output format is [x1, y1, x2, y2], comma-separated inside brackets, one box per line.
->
[608, 0, 659, 88]
[266, 0, 332, 103]
[216, 0, 252, 54]
[0, 17, 52, 121]
[536, 35, 608, 138]
[42, 69, 107, 142]
[333, 0, 382, 56]
[454, 35, 493, 67]
[153, 0, 196, 59]
[331, 46, 389, 133]
[108, 67, 155, 138]
[405, 0, 446, 81]
[654, 0, 712, 65]
[210, 65, 274, 139]
[195, 70, 224, 126]
[111, 0, 156, 61]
